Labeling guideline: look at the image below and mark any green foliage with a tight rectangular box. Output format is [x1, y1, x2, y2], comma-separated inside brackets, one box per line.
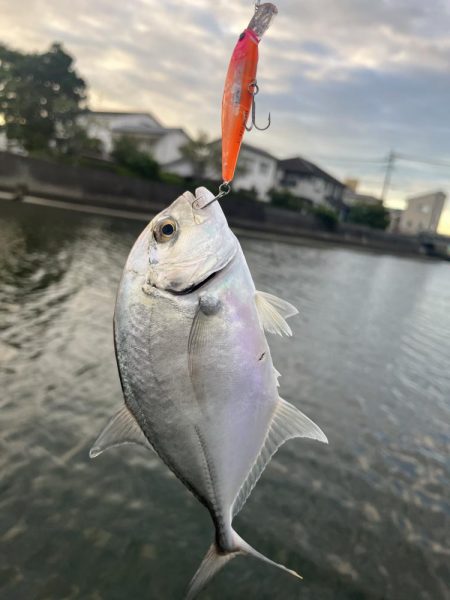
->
[180, 131, 210, 179]
[347, 202, 390, 230]
[54, 123, 103, 160]
[312, 205, 338, 230]
[0, 42, 87, 153]
[180, 133, 249, 181]
[208, 141, 249, 179]
[160, 171, 185, 186]
[111, 135, 160, 180]
[269, 188, 311, 212]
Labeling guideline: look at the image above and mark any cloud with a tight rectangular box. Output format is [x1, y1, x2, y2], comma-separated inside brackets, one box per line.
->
[1, 0, 449, 223]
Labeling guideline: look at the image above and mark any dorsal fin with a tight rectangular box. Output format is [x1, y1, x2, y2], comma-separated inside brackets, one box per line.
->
[232, 398, 327, 516]
[89, 405, 153, 458]
[255, 291, 298, 336]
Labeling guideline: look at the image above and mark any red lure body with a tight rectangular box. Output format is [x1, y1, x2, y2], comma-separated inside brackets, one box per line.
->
[221, 28, 259, 184]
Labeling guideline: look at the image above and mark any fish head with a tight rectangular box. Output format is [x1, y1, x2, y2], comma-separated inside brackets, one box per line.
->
[133, 187, 238, 294]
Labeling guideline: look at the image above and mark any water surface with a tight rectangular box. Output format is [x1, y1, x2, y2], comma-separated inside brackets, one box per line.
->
[0, 201, 449, 600]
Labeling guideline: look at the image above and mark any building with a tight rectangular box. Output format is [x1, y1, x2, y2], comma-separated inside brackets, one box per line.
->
[399, 191, 446, 234]
[78, 111, 191, 167]
[277, 156, 346, 209]
[343, 190, 382, 207]
[164, 141, 278, 201]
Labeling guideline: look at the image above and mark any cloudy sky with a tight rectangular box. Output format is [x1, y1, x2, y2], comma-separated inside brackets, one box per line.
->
[2, 0, 450, 232]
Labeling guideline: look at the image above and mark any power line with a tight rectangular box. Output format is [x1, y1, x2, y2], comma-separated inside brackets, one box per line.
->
[313, 155, 386, 165]
[395, 153, 450, 169]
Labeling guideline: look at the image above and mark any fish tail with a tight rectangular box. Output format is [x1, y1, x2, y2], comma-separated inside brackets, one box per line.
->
[186, 529, 302, 599]
[233, 530, 303, 580]
[185, 541, 238, 600]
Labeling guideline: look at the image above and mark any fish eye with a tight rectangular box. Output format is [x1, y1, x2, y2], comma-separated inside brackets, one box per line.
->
[154, 218, 177, 242]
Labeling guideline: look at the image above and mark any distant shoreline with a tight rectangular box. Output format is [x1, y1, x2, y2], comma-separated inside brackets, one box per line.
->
[1, 191, 448, 262]
[1, 151, 449, 261]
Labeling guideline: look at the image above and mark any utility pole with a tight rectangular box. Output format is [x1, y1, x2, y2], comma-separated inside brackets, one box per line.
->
[381, 150, 395, 202]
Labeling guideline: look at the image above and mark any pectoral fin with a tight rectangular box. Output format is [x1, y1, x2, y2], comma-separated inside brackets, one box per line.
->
[255, 291, 298, 336]
[232, 398, 327, 516]
[89, 405, 153, 458]
[188, 294, 221, 387]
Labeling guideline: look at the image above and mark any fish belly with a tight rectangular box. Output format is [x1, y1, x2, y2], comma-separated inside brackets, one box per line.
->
[189, 260, 278, 525]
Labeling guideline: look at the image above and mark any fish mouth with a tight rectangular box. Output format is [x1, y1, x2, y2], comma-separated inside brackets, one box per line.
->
[142, 266, 224, 298]
[166, 268, 221, 295]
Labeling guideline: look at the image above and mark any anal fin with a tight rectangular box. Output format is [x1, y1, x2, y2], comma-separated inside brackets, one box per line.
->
[89, 405, 153, 458]
[255, 291, 298, 336]
[232, 398, 327, 516]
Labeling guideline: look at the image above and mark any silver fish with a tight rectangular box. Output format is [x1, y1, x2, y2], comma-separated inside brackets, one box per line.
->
[90, 187, 327, 598]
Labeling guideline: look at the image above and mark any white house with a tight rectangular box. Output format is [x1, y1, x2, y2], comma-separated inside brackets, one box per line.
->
[226, 142, 278, 201]
[277, 157, 346, 209]
[78, 111, 191, 167]
[163, 140, 278, 201]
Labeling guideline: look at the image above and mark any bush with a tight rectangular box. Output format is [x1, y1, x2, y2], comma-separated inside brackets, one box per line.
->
[347, 203, 390, 230]
[269, 189, 311, 212]
[111, 136, 160, 181]
[160, 171, 185, 186]
[312, 205, 338, 231]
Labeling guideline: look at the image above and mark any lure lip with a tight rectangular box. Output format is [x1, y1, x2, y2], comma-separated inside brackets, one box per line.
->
[247, 2, 278, 40]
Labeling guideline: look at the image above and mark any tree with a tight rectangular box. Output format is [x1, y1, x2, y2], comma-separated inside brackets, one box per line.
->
[312, 205, 338, 231]
[179, 131, 211, 179]
[180, 132, 249, 181]
[57, 123, 103, 159]
[269, 188, 312, 212]
[0, 42, 87, 153]
[347, 203, 390, 230]
[111, 135, 160, 180]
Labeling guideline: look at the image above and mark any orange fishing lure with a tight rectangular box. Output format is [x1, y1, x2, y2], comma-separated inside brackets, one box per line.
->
[221, 3, 278, 186]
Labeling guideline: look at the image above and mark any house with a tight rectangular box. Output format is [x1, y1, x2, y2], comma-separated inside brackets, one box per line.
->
[78, 111, 191, 167]
[343, 190, 383, 207]
[399, 191, 446, 234]
[229, 142, 278, 201]
[163, 140, 278, 201]
[277, 156, 346, 209]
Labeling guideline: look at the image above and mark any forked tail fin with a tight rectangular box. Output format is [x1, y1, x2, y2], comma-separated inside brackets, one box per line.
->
[186, 530, 302, 599]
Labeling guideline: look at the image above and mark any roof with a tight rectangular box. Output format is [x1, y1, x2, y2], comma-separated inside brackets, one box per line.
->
[85, 110, 163, 127]
[278, 156, 344, 187]
[209, 139, 277, 161]
[406, 190, 447, 202]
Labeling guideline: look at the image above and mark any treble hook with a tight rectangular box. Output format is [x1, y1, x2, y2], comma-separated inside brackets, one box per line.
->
[245, 80, 271, 132]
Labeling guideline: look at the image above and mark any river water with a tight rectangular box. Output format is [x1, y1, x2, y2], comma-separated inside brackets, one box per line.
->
[0, 201, 449, 600]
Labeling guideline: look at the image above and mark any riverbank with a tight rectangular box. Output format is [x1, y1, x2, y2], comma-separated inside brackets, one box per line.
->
[1, 151, 449, 260]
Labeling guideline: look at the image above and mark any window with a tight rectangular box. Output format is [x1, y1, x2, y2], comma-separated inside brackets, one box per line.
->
[259, 162, 269, 174]
[282, 177, 297, 188]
